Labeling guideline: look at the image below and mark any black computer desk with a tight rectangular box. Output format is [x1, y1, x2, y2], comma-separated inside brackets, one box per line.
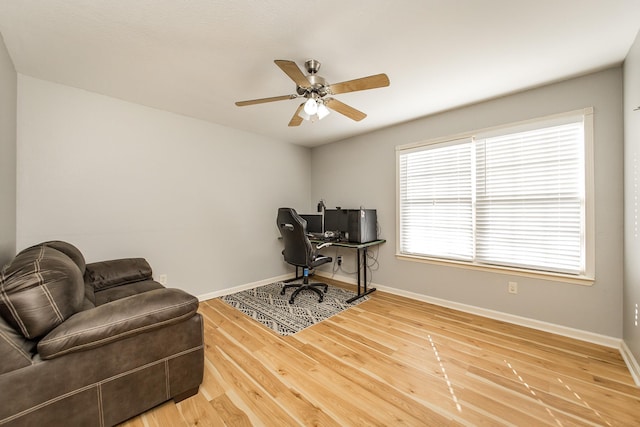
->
[312, 238, 386, 303]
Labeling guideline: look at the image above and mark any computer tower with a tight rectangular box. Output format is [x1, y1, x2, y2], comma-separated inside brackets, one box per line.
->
[347, 209, 377, 243]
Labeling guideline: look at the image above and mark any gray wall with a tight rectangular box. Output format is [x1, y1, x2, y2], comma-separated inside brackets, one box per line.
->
[0, 33, 16, 266]
[312, 68, 624, 337]
[624, 31, 640, 363]
[16, 75, 311, 297]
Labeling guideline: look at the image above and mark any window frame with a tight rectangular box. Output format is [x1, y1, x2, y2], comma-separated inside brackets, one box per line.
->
[395, 108, 595, 285]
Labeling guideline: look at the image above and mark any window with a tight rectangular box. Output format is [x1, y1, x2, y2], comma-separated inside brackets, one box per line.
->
[397, 109, 593, 280]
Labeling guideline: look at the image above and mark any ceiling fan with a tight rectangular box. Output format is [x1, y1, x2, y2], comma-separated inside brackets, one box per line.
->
[235, 59, 390, 126]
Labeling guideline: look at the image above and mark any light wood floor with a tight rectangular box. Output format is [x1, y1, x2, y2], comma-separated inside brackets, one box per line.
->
[121, 279, 640, 426]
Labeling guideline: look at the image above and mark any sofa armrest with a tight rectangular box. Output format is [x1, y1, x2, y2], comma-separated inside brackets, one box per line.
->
[84, 258, 153, 291]
[37, 288, 198, 359]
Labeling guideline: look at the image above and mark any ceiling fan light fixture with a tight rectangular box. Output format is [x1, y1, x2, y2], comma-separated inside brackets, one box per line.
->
[316, 103, 330, 120]
[299, 101, 330, 122]
[298, 109, 312, 121]
[303, 98, 318, 115]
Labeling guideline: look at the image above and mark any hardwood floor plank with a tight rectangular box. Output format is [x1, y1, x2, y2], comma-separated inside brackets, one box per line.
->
[211, 322, 342, 426]
[117, 417, 146, 427]
[457, 386, 559, 426]
[300, 321, 505, 425]
[203, 299, 272, 351]
[379, 307, 630, 388]
[177, 393, 226, 427]
[205, 336, 301, 425]
[256, 340, 394, 426]
[210, 393, 253, 427]
[296, 336, 471, 426]
[120, 283, 640, 426]
[142, 401, 186, 427]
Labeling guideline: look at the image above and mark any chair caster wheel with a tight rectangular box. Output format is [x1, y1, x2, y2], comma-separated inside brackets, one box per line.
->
[323, 286, 328, 293]
[318, 296, 324, 303]
[289, 298, 295, 304]
[280, 289, 285, 295]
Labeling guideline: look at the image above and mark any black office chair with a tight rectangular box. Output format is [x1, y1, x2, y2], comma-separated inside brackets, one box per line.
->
[277, 207, 333, 304]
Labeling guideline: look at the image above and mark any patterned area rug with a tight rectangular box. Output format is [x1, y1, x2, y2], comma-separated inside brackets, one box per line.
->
[220, 281, 368, 335]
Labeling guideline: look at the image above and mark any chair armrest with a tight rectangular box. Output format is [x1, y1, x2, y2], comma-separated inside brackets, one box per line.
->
[316, 242, 333, 249]
[84, 258, 153, 291]
[37, 288, 198, 359]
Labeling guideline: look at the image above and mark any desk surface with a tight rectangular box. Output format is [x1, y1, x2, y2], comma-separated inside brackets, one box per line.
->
[311, 238, 386, 249]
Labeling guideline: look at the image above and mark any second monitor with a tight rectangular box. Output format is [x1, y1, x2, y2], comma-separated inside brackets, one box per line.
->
[299, 213, 323, 234]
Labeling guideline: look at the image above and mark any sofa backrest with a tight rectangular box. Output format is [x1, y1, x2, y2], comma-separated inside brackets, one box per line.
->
[0, 315, 35, 375]
[0, 244, 85, 339]
[24, 240, 86, 275]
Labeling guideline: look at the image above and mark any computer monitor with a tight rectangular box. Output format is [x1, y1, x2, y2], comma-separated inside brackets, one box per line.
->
[299, 213, 323, 234]
[323, 209, 349, 234]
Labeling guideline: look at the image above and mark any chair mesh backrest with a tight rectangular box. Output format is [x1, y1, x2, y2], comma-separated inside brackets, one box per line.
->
[277, 208, 314, 268]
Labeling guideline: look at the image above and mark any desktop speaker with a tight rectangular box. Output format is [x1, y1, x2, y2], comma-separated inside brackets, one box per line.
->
[347, 209, 377, 243]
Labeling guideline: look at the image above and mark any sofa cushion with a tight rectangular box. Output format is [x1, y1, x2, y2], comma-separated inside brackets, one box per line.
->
[0, 315, 36, 375]
[0, 245, 84, 339]
[43, 241, 86, 275]
[94, 279, 164, 306]
[21, 240, 86, 275]
[37, 288, 199, 359]
[84, 258, 153, 292]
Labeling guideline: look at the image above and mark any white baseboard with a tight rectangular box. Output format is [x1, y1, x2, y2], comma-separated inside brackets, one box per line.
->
[316, 271, 621, 349]
[196, 273, 292, 301]
[620, 340, 640, 387]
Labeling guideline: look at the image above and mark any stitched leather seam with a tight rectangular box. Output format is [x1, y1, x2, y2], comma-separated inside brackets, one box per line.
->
[0, 290, 29, 338]
[165, 360, 171, 400]
[39, 298, 197, 345]
[0, 328, 33, 364]
[41, 311, 197, 358]
[0, 345, 203, 425]
[0, 262, 29, 337]
[39, 282, 64, 324]
[35, 248, 64, 323]
[96, 384, 103, 427]
[0, 383, 98, 424]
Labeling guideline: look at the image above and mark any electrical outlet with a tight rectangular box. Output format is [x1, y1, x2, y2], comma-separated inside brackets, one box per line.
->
[508, 281, 518, 294]
[337, 256, 343, 266]
[158, 274, 168, 285]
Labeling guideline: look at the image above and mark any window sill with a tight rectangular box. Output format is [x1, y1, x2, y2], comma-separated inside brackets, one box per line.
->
[395, 253, 594, 286]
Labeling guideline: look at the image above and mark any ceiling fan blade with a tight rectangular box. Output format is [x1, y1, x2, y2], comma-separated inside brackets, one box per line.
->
[325, 98, 367, 121]
[288, 103, 305, 127]
[235, 94, 295, 106]
[274, 60, 311, 88]
[329, 73, 390, 95]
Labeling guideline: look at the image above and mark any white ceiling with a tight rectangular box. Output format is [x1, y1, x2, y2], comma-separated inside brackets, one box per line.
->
[0, 1, 639, 147]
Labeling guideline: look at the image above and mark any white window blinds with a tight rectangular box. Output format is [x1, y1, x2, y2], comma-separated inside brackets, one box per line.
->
[474, 122, 585, 274]
[398, 112, 587, 276]
[398, 139, 474, 261]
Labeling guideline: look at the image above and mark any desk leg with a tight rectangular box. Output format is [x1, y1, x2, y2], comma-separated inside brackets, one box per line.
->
[356, 248, 362, 295]
[346, 247, 377, 303]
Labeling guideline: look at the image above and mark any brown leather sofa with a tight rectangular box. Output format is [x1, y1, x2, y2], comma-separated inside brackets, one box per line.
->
[0, 241, 204, 426]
